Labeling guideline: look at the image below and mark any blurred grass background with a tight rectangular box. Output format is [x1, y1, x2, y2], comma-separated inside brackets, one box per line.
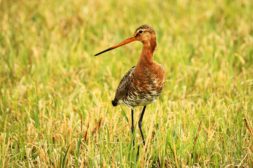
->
[0, 0, 253, 167]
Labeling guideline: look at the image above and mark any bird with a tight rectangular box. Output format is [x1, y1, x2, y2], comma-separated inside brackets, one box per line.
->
[95, 25, 165, 145]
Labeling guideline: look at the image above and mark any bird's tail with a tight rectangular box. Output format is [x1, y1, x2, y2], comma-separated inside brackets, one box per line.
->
[111, 99, 118, 106]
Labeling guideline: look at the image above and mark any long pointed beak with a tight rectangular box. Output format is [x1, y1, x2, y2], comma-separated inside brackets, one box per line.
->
[94, 36, 136, 56]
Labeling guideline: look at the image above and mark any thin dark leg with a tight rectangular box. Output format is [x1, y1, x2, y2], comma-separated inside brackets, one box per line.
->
[131, 109, 134, 134]
[131, 109, 135, 145]
[138, 106, 146, 145]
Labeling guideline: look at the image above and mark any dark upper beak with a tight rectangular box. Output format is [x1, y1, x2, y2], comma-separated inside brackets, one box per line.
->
[94, 36, 136, 56]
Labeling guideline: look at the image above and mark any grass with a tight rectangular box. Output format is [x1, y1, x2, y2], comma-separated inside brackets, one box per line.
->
[0, 0, 253, 167]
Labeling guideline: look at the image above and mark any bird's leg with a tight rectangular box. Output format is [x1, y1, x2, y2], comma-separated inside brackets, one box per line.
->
[138, 106, 146, 145]
[131, 109, 135, 146]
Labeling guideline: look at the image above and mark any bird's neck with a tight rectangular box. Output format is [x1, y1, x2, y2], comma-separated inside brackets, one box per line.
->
[139, 38, 157, 65]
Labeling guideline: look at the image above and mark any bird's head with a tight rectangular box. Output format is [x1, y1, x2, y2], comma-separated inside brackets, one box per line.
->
[95, 24, 156, 56]
[134, 25, 156, 43]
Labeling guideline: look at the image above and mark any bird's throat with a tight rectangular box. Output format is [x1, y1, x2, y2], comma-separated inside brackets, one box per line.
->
[139, 38, 157, 64]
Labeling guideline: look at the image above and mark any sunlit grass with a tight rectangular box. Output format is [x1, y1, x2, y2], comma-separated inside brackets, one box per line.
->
[0, 0, 253, 167]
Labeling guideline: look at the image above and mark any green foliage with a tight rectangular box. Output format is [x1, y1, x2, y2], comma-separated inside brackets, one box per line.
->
[0, 0, 253, 167]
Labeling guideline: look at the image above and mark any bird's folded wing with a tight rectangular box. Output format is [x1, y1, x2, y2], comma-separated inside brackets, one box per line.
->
[114, 66, 135, 101]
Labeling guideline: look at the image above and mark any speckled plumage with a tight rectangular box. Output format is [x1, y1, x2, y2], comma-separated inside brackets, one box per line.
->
[112, 62, 165, 107]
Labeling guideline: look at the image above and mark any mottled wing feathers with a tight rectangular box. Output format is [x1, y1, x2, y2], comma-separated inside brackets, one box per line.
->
[112, 66, 135, 105]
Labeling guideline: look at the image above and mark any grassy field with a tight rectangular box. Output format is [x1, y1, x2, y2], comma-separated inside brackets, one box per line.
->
[1, 0, 253, 167]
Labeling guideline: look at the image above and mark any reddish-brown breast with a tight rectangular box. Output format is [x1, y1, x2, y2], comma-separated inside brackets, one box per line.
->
[133, 58, 165, 93]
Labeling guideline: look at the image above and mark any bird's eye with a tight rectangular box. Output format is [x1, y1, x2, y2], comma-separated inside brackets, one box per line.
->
[138, 30, 143, 34]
